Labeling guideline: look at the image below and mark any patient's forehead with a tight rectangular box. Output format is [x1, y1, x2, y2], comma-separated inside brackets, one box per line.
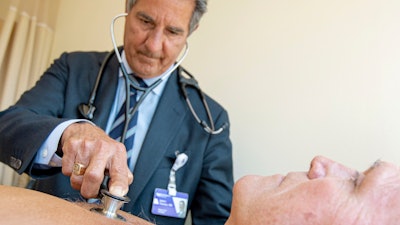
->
[345, 160, 400, 206]
[360, 160, 400, 180]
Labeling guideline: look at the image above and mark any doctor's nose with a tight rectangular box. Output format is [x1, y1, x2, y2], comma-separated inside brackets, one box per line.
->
[144, 29, 164, 53]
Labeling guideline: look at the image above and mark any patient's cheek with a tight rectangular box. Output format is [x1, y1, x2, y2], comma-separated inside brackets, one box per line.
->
[269, 180, 350, 224]
[254, 195, 321, 225]
[233, 175, 282, 204]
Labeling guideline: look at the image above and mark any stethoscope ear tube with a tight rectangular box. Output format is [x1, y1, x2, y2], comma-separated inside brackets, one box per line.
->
[111, 13, 128, 63]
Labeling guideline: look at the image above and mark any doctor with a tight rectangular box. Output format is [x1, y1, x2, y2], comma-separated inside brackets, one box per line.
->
[0, 0, 233, 224]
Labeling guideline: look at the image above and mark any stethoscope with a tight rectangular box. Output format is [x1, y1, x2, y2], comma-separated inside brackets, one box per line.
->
[78, 13, 226, 143]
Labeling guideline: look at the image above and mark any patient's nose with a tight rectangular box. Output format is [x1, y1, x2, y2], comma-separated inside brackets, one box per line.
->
[308, 156, 359, 180]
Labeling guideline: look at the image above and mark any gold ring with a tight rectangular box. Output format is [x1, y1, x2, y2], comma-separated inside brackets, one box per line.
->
[73, 163, 87, 176]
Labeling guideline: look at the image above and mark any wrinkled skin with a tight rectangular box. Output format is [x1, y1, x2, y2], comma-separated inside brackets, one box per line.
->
[123, 0, 194, 78]
[225, 156, 400, 225]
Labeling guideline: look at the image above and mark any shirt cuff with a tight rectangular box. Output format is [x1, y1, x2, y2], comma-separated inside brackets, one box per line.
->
[34, 119, 93, 167]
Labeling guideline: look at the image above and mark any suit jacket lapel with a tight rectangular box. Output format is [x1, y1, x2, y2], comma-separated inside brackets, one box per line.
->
[92, 52, 120, 129]
[128, 71, 188, 203]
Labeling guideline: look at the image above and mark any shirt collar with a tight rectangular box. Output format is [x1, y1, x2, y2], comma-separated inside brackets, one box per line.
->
[120, 50, 174, 96]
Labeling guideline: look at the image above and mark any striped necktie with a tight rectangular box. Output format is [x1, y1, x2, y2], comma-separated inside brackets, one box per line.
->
[109, 78, 147, 168]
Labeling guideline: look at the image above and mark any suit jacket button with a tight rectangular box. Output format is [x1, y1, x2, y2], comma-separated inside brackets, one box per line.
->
[10, 157, 22, 170]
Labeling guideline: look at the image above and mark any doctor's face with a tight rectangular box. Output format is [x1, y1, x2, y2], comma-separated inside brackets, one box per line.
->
[124, 0, 193, 78]
[225, 156, 400, 225]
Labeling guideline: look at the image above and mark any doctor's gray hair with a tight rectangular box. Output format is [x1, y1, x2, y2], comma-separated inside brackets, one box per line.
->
[126, 0, 207, 34]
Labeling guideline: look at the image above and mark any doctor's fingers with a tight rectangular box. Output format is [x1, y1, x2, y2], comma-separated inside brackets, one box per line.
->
[64, 139, 104, 197]
[61, 139, 92, 177]
[107, 151, 134, 197]
[60, 122, 110, 176]
[74, 141, 129, 199]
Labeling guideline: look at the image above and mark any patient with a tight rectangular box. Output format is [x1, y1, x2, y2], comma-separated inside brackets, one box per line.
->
[225, 156, 400, 225]
[0, 185, 153, 225]
[3, 156, 400, 225]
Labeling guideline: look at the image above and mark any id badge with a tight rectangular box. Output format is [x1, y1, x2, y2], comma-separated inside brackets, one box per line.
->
[151, 188, 189, 218]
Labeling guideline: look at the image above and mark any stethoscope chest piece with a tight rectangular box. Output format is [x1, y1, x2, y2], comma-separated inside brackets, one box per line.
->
[90, 189, 130, 221]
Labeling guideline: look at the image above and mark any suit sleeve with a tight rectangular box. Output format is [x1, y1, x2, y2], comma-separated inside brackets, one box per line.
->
[0, 53, 73, 174]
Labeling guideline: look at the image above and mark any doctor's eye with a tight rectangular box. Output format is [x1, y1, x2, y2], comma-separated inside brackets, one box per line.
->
[139, 18, 154, 28]
[141, 18, 151, 24]
[136, 13, 154, 28]
[167, 27, 183, 36]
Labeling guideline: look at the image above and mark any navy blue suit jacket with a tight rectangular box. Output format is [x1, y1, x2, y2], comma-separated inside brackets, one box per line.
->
[0, 50, 233, 225]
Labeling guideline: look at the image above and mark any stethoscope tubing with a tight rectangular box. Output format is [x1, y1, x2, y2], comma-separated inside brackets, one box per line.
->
[110, 13, 190, 141]
[79, 12, 227, 148]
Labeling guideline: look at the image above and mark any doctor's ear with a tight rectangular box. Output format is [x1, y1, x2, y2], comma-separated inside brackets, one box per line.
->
[188, 24, 199, 36]
[125, 0, 134, 13]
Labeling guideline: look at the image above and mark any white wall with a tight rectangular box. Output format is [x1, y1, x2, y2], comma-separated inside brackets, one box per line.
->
[51, 0, 400, 180]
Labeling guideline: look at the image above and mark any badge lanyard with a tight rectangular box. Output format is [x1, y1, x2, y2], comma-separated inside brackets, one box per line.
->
[151, 152, 189, 219]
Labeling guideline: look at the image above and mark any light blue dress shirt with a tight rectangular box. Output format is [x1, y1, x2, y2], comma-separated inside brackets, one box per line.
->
[34, 50, 173, 170]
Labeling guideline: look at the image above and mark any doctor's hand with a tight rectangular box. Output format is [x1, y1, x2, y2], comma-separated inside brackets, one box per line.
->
[59, 122, 133, 198]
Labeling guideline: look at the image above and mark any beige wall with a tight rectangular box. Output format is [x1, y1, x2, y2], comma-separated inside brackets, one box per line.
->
[51, 0, 400, 180]
[50, 0, 125, 60]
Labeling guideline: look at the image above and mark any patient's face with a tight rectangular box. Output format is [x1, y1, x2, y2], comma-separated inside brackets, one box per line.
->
[225, 156, 400, 225]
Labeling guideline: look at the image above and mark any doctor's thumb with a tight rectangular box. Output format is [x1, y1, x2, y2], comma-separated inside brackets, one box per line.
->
[109, 185, 127, 197]
[108, 173, 133, 197]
